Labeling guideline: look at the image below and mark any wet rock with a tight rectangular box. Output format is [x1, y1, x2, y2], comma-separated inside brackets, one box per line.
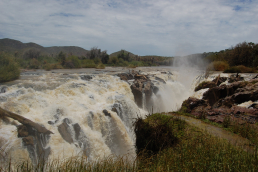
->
[153, 86, 159, 94]
[22, 136, 34, 146]
[73, 123, 81, 141]
[212, 76, 228, 86]
[183, 78, 258, 124]
[117, 73, 134, 81]
[80, 75, 93, 81]
[0, 86, 7, 94]
[17, 125, 29, 137]
[0, 107, 53, 165]
[194, 81, 216, 92]
[58, 118, 73, 144]
[131, 80, 144, 108]
[103, 109, 111, 117]
[228, 74, 244, 83]
[155, 77, 166, 84]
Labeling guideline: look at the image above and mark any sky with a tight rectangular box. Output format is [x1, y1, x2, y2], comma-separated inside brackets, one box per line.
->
[0, 0, 258, 56]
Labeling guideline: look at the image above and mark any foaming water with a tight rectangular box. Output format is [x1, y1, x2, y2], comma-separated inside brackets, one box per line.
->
[0, 73, 142, 162]
[0, 67, 203, 163]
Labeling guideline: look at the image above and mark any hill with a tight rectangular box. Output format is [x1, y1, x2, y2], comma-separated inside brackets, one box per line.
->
[0, 38, 89, 57]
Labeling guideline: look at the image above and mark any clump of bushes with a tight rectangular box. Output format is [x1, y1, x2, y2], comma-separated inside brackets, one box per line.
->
[96, 63, 105, 69]
[207, 61, 229, 71]
[224, 65, 256, 73]
[0, 53, 20, 82]
[134, 113, 185, 155]
[81, 59, 96, 68]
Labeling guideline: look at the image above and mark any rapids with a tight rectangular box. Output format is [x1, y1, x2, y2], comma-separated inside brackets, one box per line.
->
[0, 67, 203, 163]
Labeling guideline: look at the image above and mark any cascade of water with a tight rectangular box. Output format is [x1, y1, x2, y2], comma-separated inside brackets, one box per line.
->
[0, 68, 203, 164]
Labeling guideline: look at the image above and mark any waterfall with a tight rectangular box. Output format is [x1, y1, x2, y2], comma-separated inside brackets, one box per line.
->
[0, 67, 202, 164]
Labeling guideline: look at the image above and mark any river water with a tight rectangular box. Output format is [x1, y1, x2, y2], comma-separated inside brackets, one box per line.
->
[0, 66, 234, 164]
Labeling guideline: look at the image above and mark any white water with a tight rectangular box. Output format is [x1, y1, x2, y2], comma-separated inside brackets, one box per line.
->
[0, 67, 201, 163]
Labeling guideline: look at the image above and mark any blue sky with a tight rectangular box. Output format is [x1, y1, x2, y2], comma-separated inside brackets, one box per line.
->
[0, 0, 257, 56]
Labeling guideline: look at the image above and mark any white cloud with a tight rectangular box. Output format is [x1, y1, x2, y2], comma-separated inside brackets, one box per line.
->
[0, 0, 258, 56]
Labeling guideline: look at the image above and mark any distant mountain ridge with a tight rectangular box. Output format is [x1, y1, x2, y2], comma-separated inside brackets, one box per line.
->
[0, 38, 89, 57]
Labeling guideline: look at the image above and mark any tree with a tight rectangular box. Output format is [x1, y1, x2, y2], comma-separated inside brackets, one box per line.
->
[100, 50, 109, 64]
[23, 48, 41, 59]
[0, 53, 20, 82]
[117, 50, 130, 61]
[57, 51, 66, 66]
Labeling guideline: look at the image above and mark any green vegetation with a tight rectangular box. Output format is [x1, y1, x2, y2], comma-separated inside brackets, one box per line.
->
[178, 106, 258, 146]
[224, 65, 256, 73]
[0, 53, 20, 82]
[204, 41, 258, 72]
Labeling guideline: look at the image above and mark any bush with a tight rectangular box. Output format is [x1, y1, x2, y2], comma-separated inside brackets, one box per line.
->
[224, 65, 256, 73]
[29, 58, 40, 69]
[65, 56, 81, 68]
[81, 59, 96, 68]
[96, 63, 105, 69]
[108, 56, 119, 65]
[134, 113, 185, 155]
[0, 53, 20, 82]
[207, 61, 229, 71]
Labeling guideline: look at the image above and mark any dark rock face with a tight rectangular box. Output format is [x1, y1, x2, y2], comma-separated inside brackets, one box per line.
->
[80, 75, 93, 81]
[57, 118, 90, 155]
[103, 109, 111, 117]
[117, 71, 163, 110]
[182, 78, 258, 124]
[195, 81, 216, 92]
[130, 79, 155, 109]
[117, 73, 134, 81]
[58, 118, 73, 144]
[212, 77, 227, 86]
[228, 74, 244, 83]
[155, 77, 166, 84]
[0, 86, 7, 94]
[0, 107, 53, 165]
[17, 124, 51, 165]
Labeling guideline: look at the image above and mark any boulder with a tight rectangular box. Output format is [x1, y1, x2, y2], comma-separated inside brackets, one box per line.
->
[80, 75, 93, 81]
[58, 118, 73, 144]
[117, 73, 134, 81]
[228, 74, 244, 83]
[195, 81, 216, 92]
[182, 78, 258, 124]
[0, 86, 7, 94]
[103, 109, 111, 117]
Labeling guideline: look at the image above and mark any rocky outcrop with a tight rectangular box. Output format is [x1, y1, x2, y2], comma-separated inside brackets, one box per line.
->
[182, 78, 258, 124]
[117, 71, 160, 110]
[0, 86, 7, 94]
[195, 76, 228, 92]
[228, 74, 244, 83]
[57, 118, 89, 153]
[80, 75, 93, 81]
[0, 107, 53, 164]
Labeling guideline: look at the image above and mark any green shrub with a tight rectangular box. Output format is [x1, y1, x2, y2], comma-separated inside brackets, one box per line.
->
[0, 53, 20, 82]
[29, 58, 40, 69]
[108, 56, 119, 65]
[65, 56, 81, 68]
[81, 59, 96, 68]
[134, 113, 185, 155]
[96, 63, 105, 69]
[224, 65, 256, 73]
